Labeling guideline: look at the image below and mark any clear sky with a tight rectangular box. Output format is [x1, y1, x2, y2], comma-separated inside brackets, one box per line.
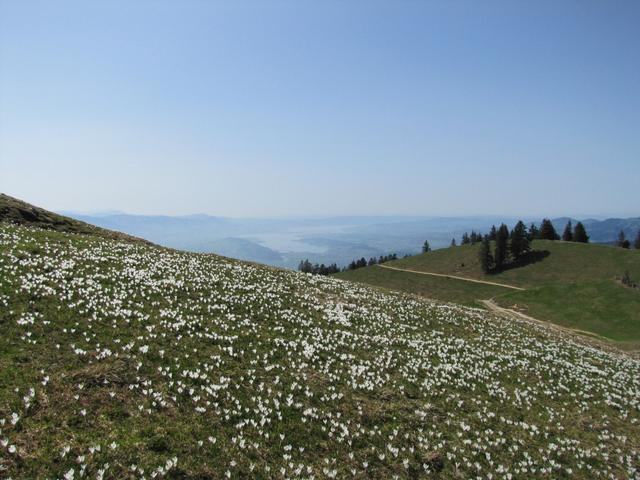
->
[1, 0, 639, 217]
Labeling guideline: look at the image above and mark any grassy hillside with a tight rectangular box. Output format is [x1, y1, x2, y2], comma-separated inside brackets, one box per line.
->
[1, 219, 640, 478]
[335, 265, 509, 307]
[337, 241, 640, 344]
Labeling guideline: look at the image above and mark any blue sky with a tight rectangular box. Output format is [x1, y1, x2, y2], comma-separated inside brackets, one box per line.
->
[1, 0, 639, 217]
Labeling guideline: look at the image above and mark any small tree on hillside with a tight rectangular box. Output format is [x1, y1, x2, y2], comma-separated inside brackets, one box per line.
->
[461, 232, 470, 245]
[573, 222, 589, 243]
[479, 235, 494, 274]
[539, 219, 559, 240]
[422, 240, 431, 253]
[298, 259, 314, 273]
[451, 238, 457, 247]
[494, 223, 510, 270]
[617, 230, 630, 249]
[562, 221, 573, 241]
[509, 220, 530, 260]
[528, 223, 539, 240]
[488, 225, 497, 241]
[635, 230, 640, 250]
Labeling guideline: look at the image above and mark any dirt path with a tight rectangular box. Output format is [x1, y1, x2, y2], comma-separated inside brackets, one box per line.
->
[480, 299, 610, 340]
[481, 299, 639, 358]
[377, 264, 525, 291]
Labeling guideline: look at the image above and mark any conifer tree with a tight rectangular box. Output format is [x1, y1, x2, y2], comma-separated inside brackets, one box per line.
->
[451, 238, 457, 247]
[479, 235, 494, 274]
[461, 232, 470, 245]
[494, 223, 509, 270]
[635, 230, 640, 250]
[509, 220, 530, 259]
[422, 240, 431, 253]
[573, 222, 589, 243]
[562, 221, 573, 241]
[489, 225, 497, 241]
[539, 219, 559, 240]
[298, 259, 314, 273]
[617, 230, 630, 248]
[528, 223, 539, 240]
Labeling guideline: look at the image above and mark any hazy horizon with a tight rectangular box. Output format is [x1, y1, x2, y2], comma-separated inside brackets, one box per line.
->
[2, 1, 639, 217]
[56, 206, 632, 222]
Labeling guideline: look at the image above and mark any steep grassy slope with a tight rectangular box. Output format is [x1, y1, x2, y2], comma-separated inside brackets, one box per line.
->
[1, 224, 639, 479]
[337, 241, 640, 343]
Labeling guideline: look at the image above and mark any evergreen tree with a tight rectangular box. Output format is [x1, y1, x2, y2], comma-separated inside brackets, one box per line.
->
[298, 259, 314, 273]
[573, 222, 589, 243]
[528, 223, 539, 241]
[562, 221, 573, 241]
[461, 232, 470, 245]
[489, 225, 497, 241]
[635, 230, 640, 250]
[617, 230, 630, 248]
[494, 223, 510, 270]
[539, 219, 559, 240]
[509, 220, 530, 259]
[422, 240, 431, 253]
[479, 235, 494, 274]
[450, 238, 457, 247]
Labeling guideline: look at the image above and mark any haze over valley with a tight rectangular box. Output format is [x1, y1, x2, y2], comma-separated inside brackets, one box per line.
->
[64, 211, 640, 269]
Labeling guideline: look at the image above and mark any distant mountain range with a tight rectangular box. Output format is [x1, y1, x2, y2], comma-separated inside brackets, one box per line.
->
[63, 211, 640, 269]
[551, 217, 640, 244]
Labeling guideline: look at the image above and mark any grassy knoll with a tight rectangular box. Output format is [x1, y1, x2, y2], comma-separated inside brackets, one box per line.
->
[336, 240, 640, 343]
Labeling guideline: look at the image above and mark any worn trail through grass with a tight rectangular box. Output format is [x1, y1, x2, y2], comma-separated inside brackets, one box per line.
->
[377, 264, 526, 291]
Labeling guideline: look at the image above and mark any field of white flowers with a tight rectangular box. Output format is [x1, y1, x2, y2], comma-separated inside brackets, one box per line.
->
[0, 224, 639, 479]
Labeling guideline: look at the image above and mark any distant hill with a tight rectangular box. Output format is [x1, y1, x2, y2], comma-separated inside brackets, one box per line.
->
[552, 217, 640, 243]
[208, 237, 284, 264]
[337, 239, 640, 345]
